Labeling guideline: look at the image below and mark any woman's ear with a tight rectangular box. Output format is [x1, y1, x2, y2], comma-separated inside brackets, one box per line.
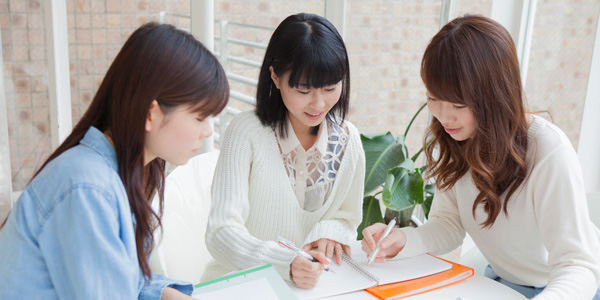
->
[269, 66, 280, 89]
[145, 100, 161, 132]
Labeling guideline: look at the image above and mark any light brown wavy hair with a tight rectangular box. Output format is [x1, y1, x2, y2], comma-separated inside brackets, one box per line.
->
[421, 15, 529, 228]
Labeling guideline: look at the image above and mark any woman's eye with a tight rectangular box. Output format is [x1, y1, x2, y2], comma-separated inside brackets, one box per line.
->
[427, 96, 436, 102]
[453, 105, 466, 109]
[297, 90, 310, 95]
[325, 87, 336, 92]
[196, 117, 205, 122]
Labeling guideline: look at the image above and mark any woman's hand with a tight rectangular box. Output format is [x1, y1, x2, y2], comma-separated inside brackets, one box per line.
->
[290, 250, 330, 289]
[361, 223, 407, 263]
[302, 238, 351, 265]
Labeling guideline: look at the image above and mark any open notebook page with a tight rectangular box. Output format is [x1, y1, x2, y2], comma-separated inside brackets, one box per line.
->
[288, 240, 452, 300]
[288, 255, 376, 300]
[346, 240, 452, 285]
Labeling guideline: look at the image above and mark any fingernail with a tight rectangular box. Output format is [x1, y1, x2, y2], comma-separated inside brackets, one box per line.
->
[325, 257, 332, 263]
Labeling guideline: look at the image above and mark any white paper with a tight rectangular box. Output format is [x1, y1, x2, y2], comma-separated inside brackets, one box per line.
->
[193, 277, 279, 300]
[288, 240, 453, 300]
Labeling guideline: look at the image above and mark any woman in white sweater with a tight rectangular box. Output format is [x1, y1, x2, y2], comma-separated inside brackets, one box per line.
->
[362, 15, 600, 300]
[203, 13, 365, 289]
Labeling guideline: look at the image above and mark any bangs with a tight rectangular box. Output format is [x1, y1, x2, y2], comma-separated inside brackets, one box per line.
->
[421, 36, 466, 105]
[286, 42, 347, 89]
[159, 63, 230, 118]
[187, 78, 229, 118]
[161, 44, 230, 118]
[187, 92, 228, 118]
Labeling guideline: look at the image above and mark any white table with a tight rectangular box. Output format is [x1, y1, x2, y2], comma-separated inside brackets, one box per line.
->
[323, 274, 527, 300]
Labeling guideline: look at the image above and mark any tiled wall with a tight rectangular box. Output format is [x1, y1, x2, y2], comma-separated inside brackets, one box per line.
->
[1, 0, 190, 190]
[344, 0, 448, 156]
[525, 0, 600, 148]
[1, 0, 50, 191]
[215, 0, 494, 157]
[1, 0, 598, 191]
[67, 0, 191, 123]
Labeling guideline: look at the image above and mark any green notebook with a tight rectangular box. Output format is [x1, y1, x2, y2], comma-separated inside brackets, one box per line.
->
[192, 264, 298, 299]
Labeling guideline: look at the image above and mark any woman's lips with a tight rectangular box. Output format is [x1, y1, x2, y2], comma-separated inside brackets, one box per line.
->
[305, 112, 322, 120]
[445, 127, 460, 134]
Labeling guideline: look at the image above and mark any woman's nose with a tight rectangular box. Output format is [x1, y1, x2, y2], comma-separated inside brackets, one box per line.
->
[311, 91, 326, 109]
[201, 122, 213, 139]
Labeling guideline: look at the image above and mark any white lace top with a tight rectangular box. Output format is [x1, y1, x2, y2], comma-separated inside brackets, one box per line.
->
[276, 118, 349, 212]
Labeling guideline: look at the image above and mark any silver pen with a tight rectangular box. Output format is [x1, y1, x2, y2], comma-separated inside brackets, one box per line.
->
[367, 218, 397, 265]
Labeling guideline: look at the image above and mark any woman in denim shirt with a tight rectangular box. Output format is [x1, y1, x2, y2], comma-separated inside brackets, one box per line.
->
[0, 23, 229, 299]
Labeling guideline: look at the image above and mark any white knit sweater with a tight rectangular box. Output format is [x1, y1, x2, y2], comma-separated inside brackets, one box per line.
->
[203, 111, 365, 281]
[397, 115, 600, 300]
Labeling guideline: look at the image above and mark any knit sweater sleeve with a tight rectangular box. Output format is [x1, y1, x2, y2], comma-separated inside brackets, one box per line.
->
[205, 112, 296, 279]
[394, 184, 466, 259]
[304, 121, 366, 247]
[529, 143, 600, 300]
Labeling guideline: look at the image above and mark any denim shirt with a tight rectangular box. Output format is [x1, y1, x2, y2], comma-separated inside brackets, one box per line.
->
[0, 127, 192, 299]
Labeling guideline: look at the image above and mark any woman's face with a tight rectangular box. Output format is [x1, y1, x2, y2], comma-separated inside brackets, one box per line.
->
[270, 67, 342, 134]
[144, 101, 213, 165]
[426, 92, 477, 141]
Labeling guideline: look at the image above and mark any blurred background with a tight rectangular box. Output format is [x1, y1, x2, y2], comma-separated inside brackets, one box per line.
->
[1, 0, 599, 221]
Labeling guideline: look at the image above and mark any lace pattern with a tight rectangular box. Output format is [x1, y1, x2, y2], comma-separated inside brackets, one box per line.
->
[279, 120, 349, 212]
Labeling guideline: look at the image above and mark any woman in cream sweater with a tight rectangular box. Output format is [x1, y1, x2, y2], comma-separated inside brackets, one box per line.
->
[203, 13, 365, 289]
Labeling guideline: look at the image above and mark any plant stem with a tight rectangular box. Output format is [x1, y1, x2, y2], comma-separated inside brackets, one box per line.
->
[403, 103, 428, 137]
[411, 147, 423, 162]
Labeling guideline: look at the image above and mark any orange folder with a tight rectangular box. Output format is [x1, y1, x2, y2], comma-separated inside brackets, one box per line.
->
[365, 255, 474, 300]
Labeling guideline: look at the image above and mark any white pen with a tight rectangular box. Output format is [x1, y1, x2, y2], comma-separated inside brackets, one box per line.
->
[276, 236, 332, 272]
[367, 217, 397, 265]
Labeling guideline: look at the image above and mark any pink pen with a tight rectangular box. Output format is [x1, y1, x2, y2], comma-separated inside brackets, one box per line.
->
[276, 236, 332, 272]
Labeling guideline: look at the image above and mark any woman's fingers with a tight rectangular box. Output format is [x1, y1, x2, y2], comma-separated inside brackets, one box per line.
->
[310, 250, 332, 269]
[334, 243, 343, 265]
[302, 240, 317, 252]
[291, 254, 326, 289]
[361, 223, 387, 253]
[361, 223, 407, 261]
[342, 244, 351, 258]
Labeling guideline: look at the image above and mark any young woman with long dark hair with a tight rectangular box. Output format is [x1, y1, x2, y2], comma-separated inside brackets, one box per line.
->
[362, 15, 600, 299]
[0, 22, 229, 299]
[203, 13, 365, 289]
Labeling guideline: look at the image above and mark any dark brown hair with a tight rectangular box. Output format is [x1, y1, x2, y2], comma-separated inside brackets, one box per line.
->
[255, 13, 350, 137]
[422, 15, 528, 228]
[28, 23, 228, 277]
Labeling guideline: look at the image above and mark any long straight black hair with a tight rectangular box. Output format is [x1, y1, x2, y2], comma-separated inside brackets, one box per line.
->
[25, 23, 229, 277]
[255, 13, 350, 137]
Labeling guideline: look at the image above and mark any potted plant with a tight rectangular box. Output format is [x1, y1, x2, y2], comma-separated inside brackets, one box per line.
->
[357, 103, 435, 239]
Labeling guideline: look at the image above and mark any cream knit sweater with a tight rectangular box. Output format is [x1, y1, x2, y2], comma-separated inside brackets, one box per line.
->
[203, 111, 365, 281]
[397, 115, 600, 300]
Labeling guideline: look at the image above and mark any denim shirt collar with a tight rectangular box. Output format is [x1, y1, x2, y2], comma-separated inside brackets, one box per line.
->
[79, 126, 118, 173]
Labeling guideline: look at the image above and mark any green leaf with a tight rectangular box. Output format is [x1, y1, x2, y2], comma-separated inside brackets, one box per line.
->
[398, 159, 414, 170]
[382, 172, 401, 211]
[422, 182, 435, 219]
[383, 167, 424, 212]
[361, 132, 406, 195]
[357, 195, 385, 240]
